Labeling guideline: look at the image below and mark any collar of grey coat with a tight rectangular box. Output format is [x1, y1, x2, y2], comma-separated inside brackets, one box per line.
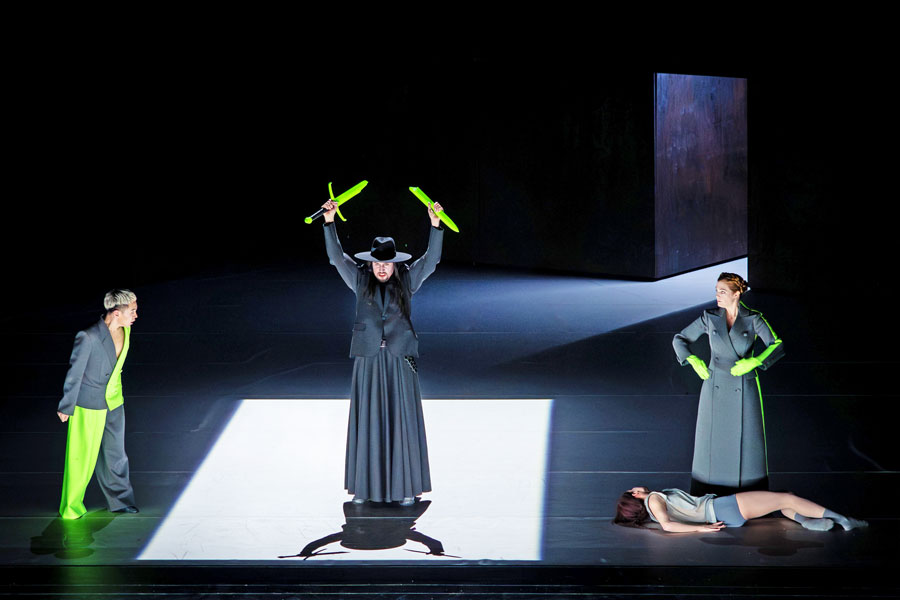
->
[96, 319, 118, 371]
[712, 303, 753, 326]
[711, 304, 753, 357]
[712, 302, 752, 320]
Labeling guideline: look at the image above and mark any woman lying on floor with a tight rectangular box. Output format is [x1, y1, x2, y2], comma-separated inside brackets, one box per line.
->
[614, 487, 868, 532]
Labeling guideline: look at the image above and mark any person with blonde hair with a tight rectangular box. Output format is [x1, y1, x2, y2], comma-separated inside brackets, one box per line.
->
[57, 289, 139, 519]
[673, 273, 784, 495]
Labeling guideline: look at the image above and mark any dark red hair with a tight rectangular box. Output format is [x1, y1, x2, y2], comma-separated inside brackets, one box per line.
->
[613, 491, 650, 528]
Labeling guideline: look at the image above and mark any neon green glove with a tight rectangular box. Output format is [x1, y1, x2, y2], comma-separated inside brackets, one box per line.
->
[731, 357, 761, 376]
[686, 355, 710, 380]
[732, 339, 782, 376]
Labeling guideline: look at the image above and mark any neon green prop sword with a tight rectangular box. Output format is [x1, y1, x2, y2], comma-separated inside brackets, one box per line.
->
[305, 180, 369, 224]
[408, 187, 459, 232]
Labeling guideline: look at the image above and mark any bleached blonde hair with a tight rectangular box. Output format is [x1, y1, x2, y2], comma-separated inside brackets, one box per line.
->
[103, 289, 137, 312]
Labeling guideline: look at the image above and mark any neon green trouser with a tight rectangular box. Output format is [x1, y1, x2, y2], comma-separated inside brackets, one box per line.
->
[59, 406, 107, 520]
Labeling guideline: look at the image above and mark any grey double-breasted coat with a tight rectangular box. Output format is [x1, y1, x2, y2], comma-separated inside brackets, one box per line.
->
[673, 304, 784, 488]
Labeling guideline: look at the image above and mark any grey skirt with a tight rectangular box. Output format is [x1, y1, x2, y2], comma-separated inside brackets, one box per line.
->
[345, 348, 431, 502]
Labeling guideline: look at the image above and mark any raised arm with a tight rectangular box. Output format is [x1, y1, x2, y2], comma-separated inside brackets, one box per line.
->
[647, 494, 724, 533]
[322, 200, 360, 291]
[408, 201, 445, 294]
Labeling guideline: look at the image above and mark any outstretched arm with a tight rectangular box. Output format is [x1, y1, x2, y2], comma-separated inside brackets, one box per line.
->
[322, 200, 360, 291]
[408, 202, 445, 294]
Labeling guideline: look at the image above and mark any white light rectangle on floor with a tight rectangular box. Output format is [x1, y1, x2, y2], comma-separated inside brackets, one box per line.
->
[139, 398, 552, 561]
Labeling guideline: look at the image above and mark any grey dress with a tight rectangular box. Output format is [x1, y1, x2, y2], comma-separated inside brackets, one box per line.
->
[324, 223, 443, 502]
[673, 303, 784, 488]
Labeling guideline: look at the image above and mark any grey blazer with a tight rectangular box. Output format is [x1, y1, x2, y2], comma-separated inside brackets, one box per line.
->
[58, 319, 119, 415]
[324, 222, 443, 358]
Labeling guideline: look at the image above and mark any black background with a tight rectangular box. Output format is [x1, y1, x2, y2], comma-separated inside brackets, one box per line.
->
[7, 22, 891, 326]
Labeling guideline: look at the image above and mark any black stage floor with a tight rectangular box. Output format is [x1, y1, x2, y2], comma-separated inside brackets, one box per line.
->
[1, 259, 897, 598]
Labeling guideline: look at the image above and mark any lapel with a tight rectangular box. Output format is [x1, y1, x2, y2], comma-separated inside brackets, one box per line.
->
[728, 304, 753, 350]
[96, 319, 118, 371]
[710, 308, 739, 357]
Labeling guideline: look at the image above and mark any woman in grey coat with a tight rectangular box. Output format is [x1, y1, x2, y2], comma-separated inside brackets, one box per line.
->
[673, 273, 784, 493]
[322, 198, 444, 506]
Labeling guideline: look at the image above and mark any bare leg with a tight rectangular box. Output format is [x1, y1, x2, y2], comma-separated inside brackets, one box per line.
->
[735, 491, 835, 529]
[734, 491, 826, 521]
[734, 492, 866, 531]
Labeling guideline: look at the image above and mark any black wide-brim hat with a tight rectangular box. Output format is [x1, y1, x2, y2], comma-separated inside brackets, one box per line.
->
[354, 236, 411, 263]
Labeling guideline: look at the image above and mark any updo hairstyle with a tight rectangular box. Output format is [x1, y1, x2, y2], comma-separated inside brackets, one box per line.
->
[717, 273, 749, 295]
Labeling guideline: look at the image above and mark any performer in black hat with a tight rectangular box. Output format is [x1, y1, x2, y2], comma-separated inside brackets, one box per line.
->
[321, 198, 444, 506]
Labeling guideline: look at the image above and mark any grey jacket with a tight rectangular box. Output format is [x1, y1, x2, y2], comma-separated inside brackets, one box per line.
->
[324, 222, 443, 358]
[58, 319, 119, 415]
[673, 304, 784, 378]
